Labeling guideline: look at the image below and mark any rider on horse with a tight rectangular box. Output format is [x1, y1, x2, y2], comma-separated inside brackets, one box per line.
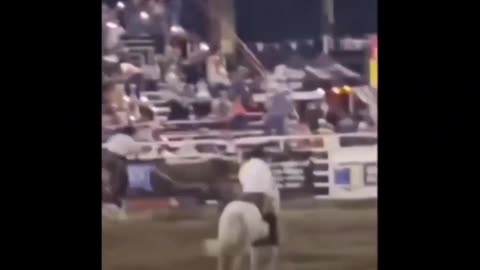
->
[237, 145, 280, 269]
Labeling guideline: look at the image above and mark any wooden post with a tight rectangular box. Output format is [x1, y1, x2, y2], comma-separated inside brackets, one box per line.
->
[321, 0, 335, 54]
[208, 0, 236, 55]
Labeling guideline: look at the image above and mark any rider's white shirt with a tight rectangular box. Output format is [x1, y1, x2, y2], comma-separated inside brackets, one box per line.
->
[104, 134, 142, 157]
[238, 158, 280, 212]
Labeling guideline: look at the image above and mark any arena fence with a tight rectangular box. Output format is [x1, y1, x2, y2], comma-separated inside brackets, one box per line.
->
[117, 133, 377, 205]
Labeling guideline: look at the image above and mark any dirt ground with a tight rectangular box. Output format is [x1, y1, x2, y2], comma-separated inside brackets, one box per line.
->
[102, 201, 377, 270]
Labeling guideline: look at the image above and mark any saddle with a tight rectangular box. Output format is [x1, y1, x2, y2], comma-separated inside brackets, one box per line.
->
[238, 193, 268, 215]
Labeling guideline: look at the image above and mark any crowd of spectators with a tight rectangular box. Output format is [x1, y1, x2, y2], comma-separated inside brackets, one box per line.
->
[101, 1, 377, 145]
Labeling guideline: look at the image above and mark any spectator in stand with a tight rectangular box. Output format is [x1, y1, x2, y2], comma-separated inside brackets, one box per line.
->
[304, 101, 322, 132]
[165, 65, 186, 94]
[124, 0, 149, 36]
[196, 80, 212, 100]
[325, 104, 342, 127]
[104, 19, 126, 54]
[103, 55, 122, 80]
[356, 106, 376, 128]
[134, 104, 157, 141]
[146, 0, 169, 53]
[230, 95, 251, 130]
[207, 49, 231, 90]
[358, 121, 374, 132]
[167, 99, 190, 120]
[335, 113, 358, 133]
[162, 45, 183, 79]
[229, 66, 252, 102]
[103, 55, 143, 89]
[211, 90, 232, 120]
[121, 61, 144, 97]
[317, 119, 335, 134]
[264, 84, 299, 135]
[102, 82, 130, 126]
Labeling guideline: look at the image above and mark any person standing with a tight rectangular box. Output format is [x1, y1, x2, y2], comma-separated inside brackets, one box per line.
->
[146, 0, 169, 53]
[264, 82, 299, 135]
[102, 126, 144, 212]
[237, 146, 280, 270]
[211, 90, 232, 120]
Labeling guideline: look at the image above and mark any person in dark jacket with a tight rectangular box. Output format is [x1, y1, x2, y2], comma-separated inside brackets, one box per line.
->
[264, 87, 298, 135]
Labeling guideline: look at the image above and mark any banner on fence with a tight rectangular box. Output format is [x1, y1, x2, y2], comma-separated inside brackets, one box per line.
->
[127, 164, 156, 192]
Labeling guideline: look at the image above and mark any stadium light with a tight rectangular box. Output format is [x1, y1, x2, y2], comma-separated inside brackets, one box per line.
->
[140, 96, 149, 103]
[116, 1, 125, 9]
[106, 21, 119, 29]
[342, 85, 352, 93]
[332, 87, 341, 94]
[140, 11, 150, 20]
[103, 55, 119, 63]
[170, 25, 185, 34]
[316, 88, 326, 98]
[199, 42, 210, 52]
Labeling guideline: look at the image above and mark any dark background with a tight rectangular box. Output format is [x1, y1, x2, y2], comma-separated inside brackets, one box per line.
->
[235, 0, 377, 41]
[102, 0, 377, 41]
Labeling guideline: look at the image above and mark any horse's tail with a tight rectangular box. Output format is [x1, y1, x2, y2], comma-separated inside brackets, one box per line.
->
[219, 213, 245, 249]
[203, 213, 243, 257]
[203, 212, 244, 258]
[202, 215, 244, 258]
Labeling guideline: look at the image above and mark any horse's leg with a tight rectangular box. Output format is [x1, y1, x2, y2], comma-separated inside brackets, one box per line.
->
[266, 246, 279, 270]
[250, 246, 269, 270]
[231, 253, 243, 270]
[217, 252, 231, 270]
[250, 246, 278, 270]
[218, 252, 241, 270]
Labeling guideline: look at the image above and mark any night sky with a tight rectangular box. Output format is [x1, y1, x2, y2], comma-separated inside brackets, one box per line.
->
[235, 0, 377, 42]
[103, 0, 377, 42]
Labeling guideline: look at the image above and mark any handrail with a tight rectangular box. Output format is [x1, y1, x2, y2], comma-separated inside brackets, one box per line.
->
[102, 132, 377, 160]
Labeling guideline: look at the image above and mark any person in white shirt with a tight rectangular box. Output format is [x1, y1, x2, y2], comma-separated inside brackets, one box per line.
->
[102, 126, 143, 209]
[237, 146, 280, 270]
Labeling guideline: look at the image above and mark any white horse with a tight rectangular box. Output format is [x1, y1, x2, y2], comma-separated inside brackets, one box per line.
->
[204, 200, 277, 270]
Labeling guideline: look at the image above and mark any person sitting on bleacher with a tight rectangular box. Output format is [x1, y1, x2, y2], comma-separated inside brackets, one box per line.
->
[229, 95, 251, 130]
[102, 82, 130, 126]
[211, 91, 232, 120]
[317, 119, 335, 134]
[336, 114, 358, 133]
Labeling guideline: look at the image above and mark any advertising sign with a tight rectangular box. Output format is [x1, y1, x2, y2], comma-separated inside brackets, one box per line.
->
[127, 164, 156, 192]
[335, 168, 351, 185]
